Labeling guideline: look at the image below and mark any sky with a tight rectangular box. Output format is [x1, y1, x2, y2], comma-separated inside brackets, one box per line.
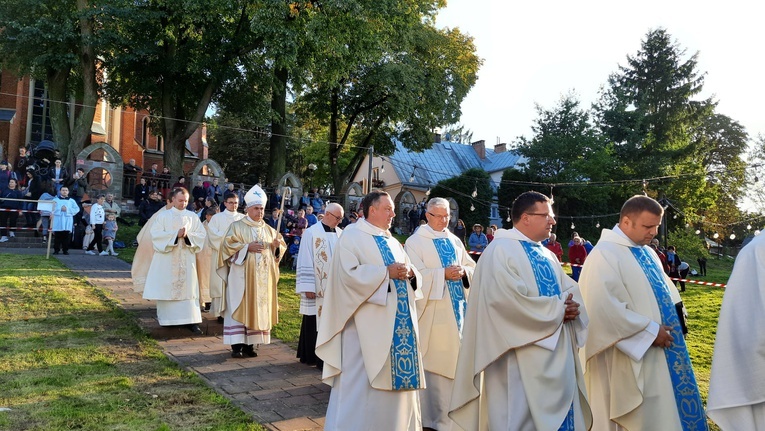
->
[436, 0, 765, 146]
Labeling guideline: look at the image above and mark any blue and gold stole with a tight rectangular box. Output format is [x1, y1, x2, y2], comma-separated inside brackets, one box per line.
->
[373, 235, 421, 390]
[432, 237, 467, 335]
[630, 247, 708, 431]
[521, 241, 575, 431]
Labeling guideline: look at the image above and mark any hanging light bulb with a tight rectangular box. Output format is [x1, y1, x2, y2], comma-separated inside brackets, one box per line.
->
[471, 187, 477, 198]
[571, 222, 575, 230]
[685, 223, 689, 228]
[470, 203, 475, 212]
[713, 232, 719, 239]
[506, 215, 511, 222]
[695, 229, 701, 235]
[380, 164, 385, 174]
[730, 233, 736, 240]
[425, 188, 431, 196]
[747, 224, 752, 230]
[409, 174, 415, 182]
[673, 214, 678, 219]
[755, 229, 761, 236]
[596, 221, 600, 228]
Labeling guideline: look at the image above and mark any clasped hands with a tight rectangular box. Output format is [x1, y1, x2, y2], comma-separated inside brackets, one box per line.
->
[563, 293, 580, 322]
[444, 265, 464, 281]
[247, 237, 281, 253]
[652, 325, 674, 349]
[387, 262, 413, 280]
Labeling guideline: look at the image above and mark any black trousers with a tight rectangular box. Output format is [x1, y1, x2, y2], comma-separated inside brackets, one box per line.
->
[87, 224, 104, 252]
[53, 230, 71, 252]
[0, 211, 19, 236]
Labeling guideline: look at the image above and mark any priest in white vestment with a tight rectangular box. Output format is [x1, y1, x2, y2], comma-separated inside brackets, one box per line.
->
[216, 185, 286, 358]
[207, 192, 244, 318]
[578, 195, 707, 431]
[142, 187, 207, 334]
[295, 202, 344, 369]
[132, 194, 171, 293]
[316, 190, 424, 431]
[196, 206, 219, 309]
[707, 232, 765, 430]
[404, 197, 475, 431]
[449, 191, 591, 431]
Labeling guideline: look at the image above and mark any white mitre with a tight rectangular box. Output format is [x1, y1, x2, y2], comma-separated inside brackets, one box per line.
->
[244, 184, 268, 208]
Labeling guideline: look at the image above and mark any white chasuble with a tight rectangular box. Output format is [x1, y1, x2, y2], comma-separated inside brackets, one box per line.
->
[405, 224, 475, 431]
[316, 220, 424, 431]
[449, 228, 590, 431]
[143, 207, 206, 326]
[579, 227, 701, 431]
[295, 221, 341, 320]
[708, 232, 765, 431]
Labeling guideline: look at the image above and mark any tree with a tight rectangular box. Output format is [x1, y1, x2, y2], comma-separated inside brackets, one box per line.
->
[593, 28, 715, 213]
[747, 135, 765, 212]
[297, 10, 482, 196]
[103, 0, 278, 177]
[206, 111, 270, 186]
[430, 168, 492, 231]
[0, 0, 101, 164]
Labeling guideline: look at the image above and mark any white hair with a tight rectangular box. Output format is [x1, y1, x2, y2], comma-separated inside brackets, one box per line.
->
[427, 197, 450, 211]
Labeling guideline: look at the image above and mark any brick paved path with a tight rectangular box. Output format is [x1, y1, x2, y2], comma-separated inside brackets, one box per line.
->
[11, 249, 328, 431]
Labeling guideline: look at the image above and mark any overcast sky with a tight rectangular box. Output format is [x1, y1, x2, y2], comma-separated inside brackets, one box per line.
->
[436, 0, 765, 146]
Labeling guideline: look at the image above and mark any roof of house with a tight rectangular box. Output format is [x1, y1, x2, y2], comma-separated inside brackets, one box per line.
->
[386, 140, 522, 190]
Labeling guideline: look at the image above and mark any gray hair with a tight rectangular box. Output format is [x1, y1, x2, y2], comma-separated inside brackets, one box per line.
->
[427, 197, 450, 211]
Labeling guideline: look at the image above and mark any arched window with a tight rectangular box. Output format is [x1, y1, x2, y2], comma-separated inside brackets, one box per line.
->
[141, 117, 150, 147]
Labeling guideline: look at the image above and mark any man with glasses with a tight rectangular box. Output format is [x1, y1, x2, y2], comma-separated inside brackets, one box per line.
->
[451, 191, 591, 431]
[404, 197, 475, 431]
[206, 192, 245, 319]
[295, 202, 344, 370]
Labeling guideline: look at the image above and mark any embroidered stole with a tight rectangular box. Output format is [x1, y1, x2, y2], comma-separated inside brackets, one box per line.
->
[432, 237, 467, 335]
[372, 235, 421, 390]
[520, 241, 576, 431]
[630, 247, 708, 431]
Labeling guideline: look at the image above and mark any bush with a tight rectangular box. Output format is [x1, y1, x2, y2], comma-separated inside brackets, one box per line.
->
[667, 227, 709, 262]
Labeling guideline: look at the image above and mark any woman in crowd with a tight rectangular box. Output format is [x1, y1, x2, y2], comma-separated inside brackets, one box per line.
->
[453, 218, 467, 245]
[0, 178, 24, 242]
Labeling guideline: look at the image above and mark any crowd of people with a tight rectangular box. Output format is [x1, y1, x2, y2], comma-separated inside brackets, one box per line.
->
[129, 181, 765, 431]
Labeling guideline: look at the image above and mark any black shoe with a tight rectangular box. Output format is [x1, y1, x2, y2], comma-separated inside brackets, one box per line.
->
[53, 251, 59, 255]
[217, 316, 224, 324]
[243, 344, 257, 357]
[204, 302, 211, 312]
[187, 324, 203, 335]
[63, 251, 69, 255]
[231, 344, 245, 358]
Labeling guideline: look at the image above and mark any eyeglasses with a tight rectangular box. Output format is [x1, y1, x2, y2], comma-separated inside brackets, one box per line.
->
[325, 212, 341, 220]
[525, 213, 556, 221]
[427, 212, 450, 220]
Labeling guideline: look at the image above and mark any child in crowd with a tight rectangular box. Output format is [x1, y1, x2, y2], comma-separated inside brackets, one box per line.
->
[102, 213, 119, 256]
[289, 236, 301, 270]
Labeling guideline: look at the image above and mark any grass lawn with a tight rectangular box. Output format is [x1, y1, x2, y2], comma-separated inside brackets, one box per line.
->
[0, 254, 263, 431]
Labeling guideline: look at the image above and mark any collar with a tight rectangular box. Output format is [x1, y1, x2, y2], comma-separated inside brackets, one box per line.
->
[321, 221, 336, 233]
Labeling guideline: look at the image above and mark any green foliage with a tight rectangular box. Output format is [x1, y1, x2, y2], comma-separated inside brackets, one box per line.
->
[667, 227, 709, 261]
[207, 111, 272, 185]
[430, 168, 492, 230]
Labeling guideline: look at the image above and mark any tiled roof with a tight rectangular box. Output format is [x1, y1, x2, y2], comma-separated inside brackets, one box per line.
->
[387, 140, 522, 189]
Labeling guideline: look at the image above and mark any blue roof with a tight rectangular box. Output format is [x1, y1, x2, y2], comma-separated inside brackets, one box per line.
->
[386, 140, 522, 190]
[0, 109, 16, 122]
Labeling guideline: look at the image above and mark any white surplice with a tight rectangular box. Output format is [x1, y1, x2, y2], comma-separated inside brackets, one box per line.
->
[131, 206, 169, 293]
[449, 228, 590, 431]
[315, 219, 424, 431]
[207, 209, 245, 317]
[295, 221, 341, 320]
[578, 226, 688, 431]
[405, 224, 475, 431]
[143, 207, 206, 326]
[708, 232, 765, 431]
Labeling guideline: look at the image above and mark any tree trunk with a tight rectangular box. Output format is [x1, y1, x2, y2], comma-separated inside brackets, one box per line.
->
[46, 69, 72, 164]
[69, 0, 98, 164]
[267, 67, 288, 186]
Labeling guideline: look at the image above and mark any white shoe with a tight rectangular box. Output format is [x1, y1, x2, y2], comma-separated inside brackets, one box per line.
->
[110, 252, 119, 256]
[9, 232, 15, 238]
[0, 236, 8, 243]
[99, 251, 109, 256]
[85, 250, 96, 255]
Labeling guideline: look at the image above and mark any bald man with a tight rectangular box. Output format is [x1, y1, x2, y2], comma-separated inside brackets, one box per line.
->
[295, 202, 344, 369]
